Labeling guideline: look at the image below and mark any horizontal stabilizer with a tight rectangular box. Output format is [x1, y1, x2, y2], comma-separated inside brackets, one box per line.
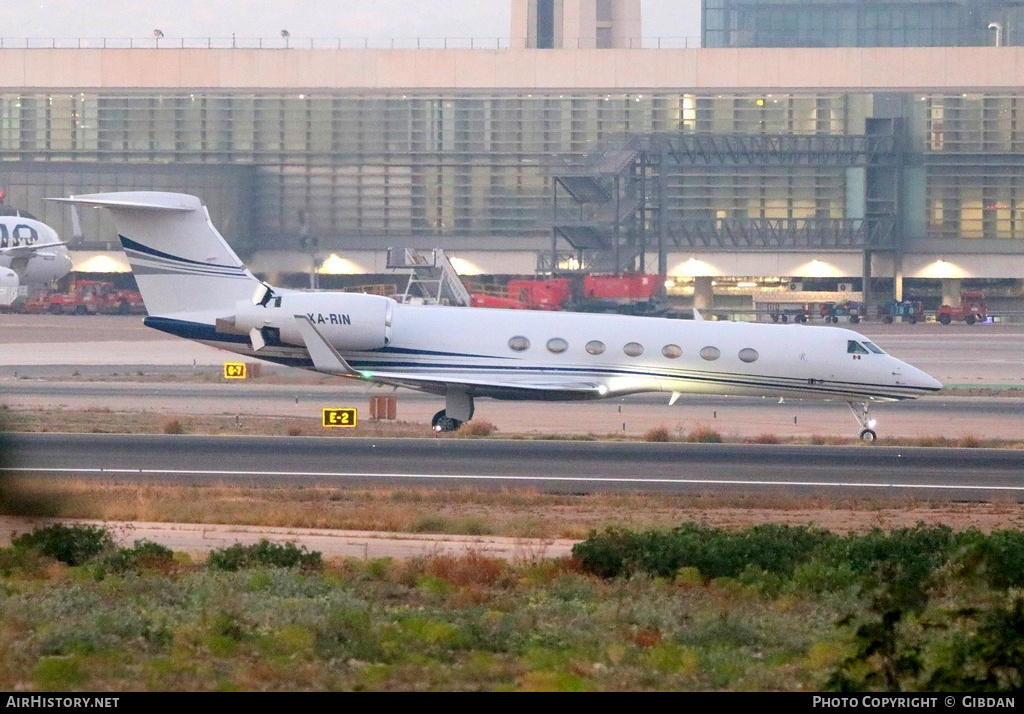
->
[49, 192, 200, 212]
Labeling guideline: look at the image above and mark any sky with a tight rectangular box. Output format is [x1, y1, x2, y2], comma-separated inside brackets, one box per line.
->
[1, 1, 702, 45]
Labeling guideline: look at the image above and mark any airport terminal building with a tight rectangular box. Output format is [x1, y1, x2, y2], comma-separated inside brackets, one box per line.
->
[2, 0, 1024, 307]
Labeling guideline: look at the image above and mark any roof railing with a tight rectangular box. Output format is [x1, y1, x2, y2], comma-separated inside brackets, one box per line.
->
[0, 36, 703, 50]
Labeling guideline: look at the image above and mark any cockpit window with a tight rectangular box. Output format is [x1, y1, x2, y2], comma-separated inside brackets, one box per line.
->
[863, 342, 885, 354]
[847, 340, 869, 355]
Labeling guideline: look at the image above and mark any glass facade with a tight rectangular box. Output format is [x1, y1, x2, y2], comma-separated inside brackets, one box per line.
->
[703, 0, 1024, 48]
[919, 95, 1024, 240]
[2, 87, 1024, 254]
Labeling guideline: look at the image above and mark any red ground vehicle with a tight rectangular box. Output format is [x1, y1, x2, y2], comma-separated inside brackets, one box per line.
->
[25, 280, 145, 315]
[469, 293, 526, 309]
[473, 274, 661, 314]
[505, 278, 574, 310]
[936, 291, 987, 325]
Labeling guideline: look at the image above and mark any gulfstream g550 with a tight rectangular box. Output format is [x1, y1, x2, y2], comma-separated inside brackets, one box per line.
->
[51, 192, 941, 441]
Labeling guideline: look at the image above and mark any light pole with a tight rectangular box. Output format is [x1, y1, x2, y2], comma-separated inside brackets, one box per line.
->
[153, 29, 164, 48]
[988, 22, 1003, 47]
[281, 29, 290, 49]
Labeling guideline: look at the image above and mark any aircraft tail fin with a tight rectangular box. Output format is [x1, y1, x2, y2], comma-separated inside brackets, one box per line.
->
[50, 192, 260, 319]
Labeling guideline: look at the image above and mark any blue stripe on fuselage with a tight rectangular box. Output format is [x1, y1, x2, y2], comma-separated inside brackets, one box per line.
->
[145, 317, 936, 400]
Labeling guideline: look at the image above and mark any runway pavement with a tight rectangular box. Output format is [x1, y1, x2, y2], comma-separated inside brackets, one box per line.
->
[5, 433, 1024, 501]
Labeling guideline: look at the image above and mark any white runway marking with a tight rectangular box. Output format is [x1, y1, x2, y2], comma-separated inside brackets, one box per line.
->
[6, 467, 1024, 492]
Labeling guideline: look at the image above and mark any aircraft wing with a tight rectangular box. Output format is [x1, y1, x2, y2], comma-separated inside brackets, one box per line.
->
[291, 314, 604, 397]
[355, 371, 604, 396]
[0, 242, 66, 257]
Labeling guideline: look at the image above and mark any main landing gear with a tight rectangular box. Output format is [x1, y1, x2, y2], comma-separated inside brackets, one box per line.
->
[432, 388, 475, 433]
[848, 402, 878, 442]
[431, 409, 463, 433]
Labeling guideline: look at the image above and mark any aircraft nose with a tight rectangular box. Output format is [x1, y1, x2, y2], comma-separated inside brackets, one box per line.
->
[908, 364, 943, 392]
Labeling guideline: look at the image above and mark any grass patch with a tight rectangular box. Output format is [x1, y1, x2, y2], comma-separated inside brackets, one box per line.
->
[686, 426, 723, 443]
[160, 418, 185, 435]
[462, 420, 498, 437]
[643, 426, 672, 442]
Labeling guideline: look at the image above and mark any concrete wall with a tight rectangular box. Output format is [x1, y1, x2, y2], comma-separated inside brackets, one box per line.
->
[5, 46, 1024, 92]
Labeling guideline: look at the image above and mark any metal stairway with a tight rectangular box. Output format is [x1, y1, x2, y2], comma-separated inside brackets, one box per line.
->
[386, 247, 472, 306]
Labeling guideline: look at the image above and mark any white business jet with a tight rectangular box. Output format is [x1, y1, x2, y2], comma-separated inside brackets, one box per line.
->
[0, 209, 73, 304]
[51, 192, 941, 441]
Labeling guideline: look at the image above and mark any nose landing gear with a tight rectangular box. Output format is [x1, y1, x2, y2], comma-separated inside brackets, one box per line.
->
[848, 402, 877, 442]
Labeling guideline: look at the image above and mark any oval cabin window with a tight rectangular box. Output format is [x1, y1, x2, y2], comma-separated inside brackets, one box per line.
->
[586, 340, 606, 355]
[662, 344, 682, 359]
[700, 346, 721, 361]
[623, 342, 644, 357]
[547, 338, 569, 354]
[508, 336, 530, 352]
[738, 348, 759, 363]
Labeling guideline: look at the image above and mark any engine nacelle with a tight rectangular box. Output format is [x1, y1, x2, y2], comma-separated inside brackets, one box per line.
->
[0, 266, 18, 287]
[229, 290, 394, 352]
[21, 248, 73, 285]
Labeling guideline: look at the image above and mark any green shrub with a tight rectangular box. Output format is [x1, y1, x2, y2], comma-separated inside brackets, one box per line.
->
[835, 524, 977, 597]
[789, 559, 859, 594]
[572, 523, 838, 581]
[572, 523, 1006, 589]
[103, 540, 175, 573]
[829, 560, 1024, 692]
[11, 524, 114, 566]
[206, 539, 322, 571]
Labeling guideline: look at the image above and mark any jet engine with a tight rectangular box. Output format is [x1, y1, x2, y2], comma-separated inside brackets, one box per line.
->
[0, 266, 17, 287]
[224, 289, 394, 352]
[20, 248, 73, 285]
[0, 266, 18, 307]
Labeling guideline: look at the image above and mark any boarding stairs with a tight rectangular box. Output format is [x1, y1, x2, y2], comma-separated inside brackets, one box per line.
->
[386, 247, 472, 307]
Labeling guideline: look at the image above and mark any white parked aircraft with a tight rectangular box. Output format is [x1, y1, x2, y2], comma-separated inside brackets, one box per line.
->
[0, 208, 73, 305]
[52, 192, 942, 441]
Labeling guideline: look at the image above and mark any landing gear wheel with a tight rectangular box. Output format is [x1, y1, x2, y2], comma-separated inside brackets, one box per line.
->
[848, 402, 878, 443]
[431, 409, 463, 433]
